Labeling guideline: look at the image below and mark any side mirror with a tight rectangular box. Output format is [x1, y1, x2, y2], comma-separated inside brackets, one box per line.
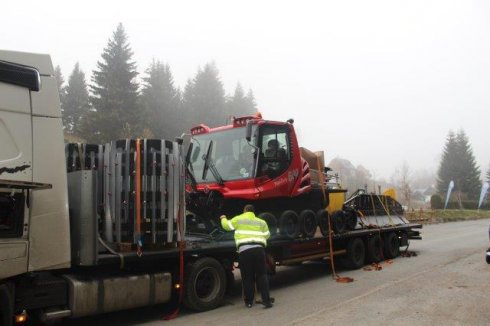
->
[185, 143, 194, 164]
[191, 145, 200, 162]
[245, 121, 253, 142]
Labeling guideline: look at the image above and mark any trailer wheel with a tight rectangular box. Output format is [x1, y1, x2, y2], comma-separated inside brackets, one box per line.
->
[366, 234, 383, 263]
[331, 210, 346, 233]
[183, 257, 226, 312]
[317, 209, 330, 236]
[344, 238, 366, 269]
[0, 283, 14, 326]
[383, 232, 400, 259]
[299, 210, 317, 238]
[279, 210, 300, 238]
[258, 212, 277, 236]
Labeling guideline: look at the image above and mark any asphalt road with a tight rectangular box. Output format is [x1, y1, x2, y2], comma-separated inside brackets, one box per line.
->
[61, 218, 490, 326]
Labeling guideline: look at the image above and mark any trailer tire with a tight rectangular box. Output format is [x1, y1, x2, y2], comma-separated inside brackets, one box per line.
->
[258, 212, 277, 236]
[279, 210, 300, 238]
[317, 209, 330, 236]
[331, 210, 346, 233]
[344, 238, 366, 269]
[299, 210, 317, 238]
[0, 283, 14, 326]
[183, 257, 226, 312]
[383, 232, 400, 259]
[366, 234, 383, 263]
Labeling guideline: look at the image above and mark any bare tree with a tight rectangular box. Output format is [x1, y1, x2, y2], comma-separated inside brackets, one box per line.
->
[392, 161, 412, 208]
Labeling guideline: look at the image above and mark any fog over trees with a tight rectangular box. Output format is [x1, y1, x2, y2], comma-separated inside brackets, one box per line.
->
[437, 130, 481, 206]
[56, 24, 485, 204]
[485, 163, 490, 184]
[58, 23, 257, 144]
[62, 63, 90, 135]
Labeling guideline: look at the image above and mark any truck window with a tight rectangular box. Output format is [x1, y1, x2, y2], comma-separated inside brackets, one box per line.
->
[0, 192, 24, 238]
[190, 125, 258, 182]
[259, 126, 291, 177]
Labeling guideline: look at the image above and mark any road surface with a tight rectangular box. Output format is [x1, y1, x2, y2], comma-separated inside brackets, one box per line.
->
[61, 218, 490, 326]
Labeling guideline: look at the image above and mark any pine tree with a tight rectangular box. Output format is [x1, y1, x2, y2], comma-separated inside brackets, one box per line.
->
[90, 23, 140, 143]
[437, 130, 481, 204]
[486, 163, 490, 183]
[226, 83, 256, 118]
[54, 65, 65, 96]
[140, 60, 181, 139]
[54, 66, 66, 116]
[182, 63, 226, 128]
[437, 131, 458, 195]
[245, 89, 258, 113]
[454, 130, 481, 199]
[62, 63, 90, 135]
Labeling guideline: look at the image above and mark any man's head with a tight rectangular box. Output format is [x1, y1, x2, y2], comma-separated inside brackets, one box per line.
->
[267, 139, 279, 149]
[243, 204, 255, 213]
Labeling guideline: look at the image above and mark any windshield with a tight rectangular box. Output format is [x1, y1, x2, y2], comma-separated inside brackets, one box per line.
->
[190, 126, 257, 183]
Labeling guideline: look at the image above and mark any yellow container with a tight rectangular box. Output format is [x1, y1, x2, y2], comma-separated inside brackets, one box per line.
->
[328, 191, 346, 215]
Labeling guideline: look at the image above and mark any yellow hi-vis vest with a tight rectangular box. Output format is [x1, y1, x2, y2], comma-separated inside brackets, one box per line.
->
[221, 211, 270, 248]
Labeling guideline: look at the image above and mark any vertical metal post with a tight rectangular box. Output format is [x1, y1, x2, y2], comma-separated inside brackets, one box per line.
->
[104, 142, 113, 242]
[160, 140, 167, 244]
[151, 146, 157, 244]
[143, 139, 148, 243]
[115, 148, 122, 243]
[167, 143, 175, 244]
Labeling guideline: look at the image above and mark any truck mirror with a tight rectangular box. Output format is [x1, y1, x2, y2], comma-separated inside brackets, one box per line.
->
[245, 121, 252, 142]
[185, 143, 194, 164]
[191, 146, 200, 162]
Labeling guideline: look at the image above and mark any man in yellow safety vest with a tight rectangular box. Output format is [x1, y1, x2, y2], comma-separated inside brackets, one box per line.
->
[220, 204, 273, 308]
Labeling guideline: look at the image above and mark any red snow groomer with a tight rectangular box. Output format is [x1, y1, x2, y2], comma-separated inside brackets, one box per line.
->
[185, 114, 344, 238]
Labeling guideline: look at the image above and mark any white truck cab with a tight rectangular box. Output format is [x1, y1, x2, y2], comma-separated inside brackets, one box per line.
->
[0, 50, 70, 278]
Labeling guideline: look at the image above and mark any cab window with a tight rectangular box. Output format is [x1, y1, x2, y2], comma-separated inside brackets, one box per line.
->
[259, 126, 291, 177]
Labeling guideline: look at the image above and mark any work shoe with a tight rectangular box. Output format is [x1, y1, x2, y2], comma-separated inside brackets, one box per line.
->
[255, 297, 275, 304]
[263, 301, 273, 309]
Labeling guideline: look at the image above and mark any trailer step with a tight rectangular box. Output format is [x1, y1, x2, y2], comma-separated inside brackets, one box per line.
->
[40, 309, 71, 321]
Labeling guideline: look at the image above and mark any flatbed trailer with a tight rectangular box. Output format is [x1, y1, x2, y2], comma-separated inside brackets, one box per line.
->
[83, 218, 422, 313]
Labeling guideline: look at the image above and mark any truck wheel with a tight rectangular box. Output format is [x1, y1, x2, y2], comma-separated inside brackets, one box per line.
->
[331, 210, 346, 233]
[279, 210, 300, 238]
[0, 283, 14, 326]
[299, 210, 317, 238]
[486, 248, 490, 264]
[344, 238, 366, 269]
[366, 234, 383, 263]
[258, 212, 277, 236]
[183, 257, 226, 311]
[317, 209, 330, 236]
[383, 232, 400, 259]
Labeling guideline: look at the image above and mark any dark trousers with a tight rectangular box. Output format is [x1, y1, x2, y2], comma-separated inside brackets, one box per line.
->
[238, 247, 271, 304]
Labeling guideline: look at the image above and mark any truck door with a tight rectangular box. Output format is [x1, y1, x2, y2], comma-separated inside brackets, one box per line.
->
[0, 59, 35, 279]
[257, 125, 294, 197]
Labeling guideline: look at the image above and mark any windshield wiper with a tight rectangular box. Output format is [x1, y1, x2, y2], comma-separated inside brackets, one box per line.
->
[185, 142, 197, 191]
[202, 141, 224, 186]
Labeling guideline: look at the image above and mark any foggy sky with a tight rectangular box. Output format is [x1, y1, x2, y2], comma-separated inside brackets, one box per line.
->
[2, 0, 489, 179]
